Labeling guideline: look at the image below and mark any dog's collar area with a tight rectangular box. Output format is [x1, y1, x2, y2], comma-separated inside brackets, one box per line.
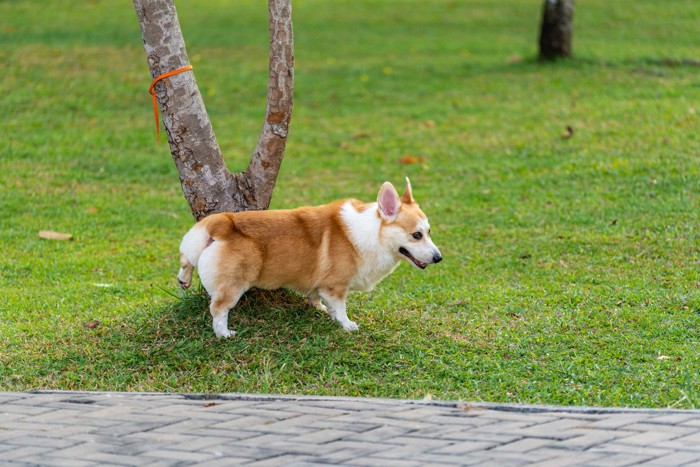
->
[399, 247, 427, 269]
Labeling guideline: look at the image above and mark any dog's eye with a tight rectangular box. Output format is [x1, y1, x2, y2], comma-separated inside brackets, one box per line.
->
[412, 232, 423, 240]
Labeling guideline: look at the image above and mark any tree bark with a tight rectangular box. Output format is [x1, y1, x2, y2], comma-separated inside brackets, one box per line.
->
[133, 0, 293, 220]
[538, 0, 574, 61]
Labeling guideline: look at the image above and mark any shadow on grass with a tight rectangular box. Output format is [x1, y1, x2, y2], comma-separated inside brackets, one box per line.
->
[7, 287, 354, 392]
[10, 285, 473, 397]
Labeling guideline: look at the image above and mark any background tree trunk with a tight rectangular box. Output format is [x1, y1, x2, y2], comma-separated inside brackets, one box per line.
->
[538, 0, 574, 61]
[133, 0, 293, 220]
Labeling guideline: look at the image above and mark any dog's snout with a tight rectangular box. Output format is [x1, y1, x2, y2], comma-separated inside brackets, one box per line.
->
[433, 253, 443, 264]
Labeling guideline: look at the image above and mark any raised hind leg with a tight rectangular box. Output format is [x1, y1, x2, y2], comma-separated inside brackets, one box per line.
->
[177, 253, 194, 289]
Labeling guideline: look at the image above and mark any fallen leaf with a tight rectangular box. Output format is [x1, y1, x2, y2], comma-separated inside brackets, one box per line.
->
[399, 155, 422, 165]
[39, 230, 73, 241]
[203, 402, 217, 408]
[86, 207, 98, 214]
[657, 355, 671, 360]
[507, 54, 523, 64]
[458, 404, 486, 412]
[352, 133, 370, 139]
[83, 320, 100, 329]
[561, 125, 574, 139]
[421, 120, 436, 129]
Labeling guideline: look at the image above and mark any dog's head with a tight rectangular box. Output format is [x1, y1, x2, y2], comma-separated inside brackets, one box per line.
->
[377, 178, 442, 269]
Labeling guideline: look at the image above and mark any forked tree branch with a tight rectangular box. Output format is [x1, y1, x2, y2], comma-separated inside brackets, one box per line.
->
[133, 0, 294, 220]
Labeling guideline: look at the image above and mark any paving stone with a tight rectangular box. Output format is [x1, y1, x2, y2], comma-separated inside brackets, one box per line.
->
[409, 452, 489, 465]
[430, 439, 499, 455]
[306, 419, 382, 433]
[623, 422, 697, 436]
[614, 429, 683, 447]
[584, 452, 656, 466]
[293, 428, 355, 444]
[472, 420, 537, 435]
[490, 437, 554, 453]
[350, 456, 425, 467]
[4, 434, 81, 449]
[47, 442, 120, 460]
[587, 442, 672, 457]
[576, 414, 652, 430]
[527, 449, 606, 466]
[192, 457, 259, 467]
[79, 451, 147, 466]
[554, 429, 639, 450]
[662, 432, 700, 451]
[647, 450, 700, 465]
[309, 440, 398, 463]
[345, 425, 414, 442]
[13, 455, 98, 467]
[478, 411, 559, 425]
[644, 413, 700, 426]
[139, 448, 218, 463]
[483, 450, 554, 465]
[257, 414, 338, 434]
[2, 445, 58, 461]
[0, 403, 57, 416]
[369, 438, 452, 459]
[428, 430, 521, 444]
[393, 424, 469, 440]
[243, 454, 323, 466]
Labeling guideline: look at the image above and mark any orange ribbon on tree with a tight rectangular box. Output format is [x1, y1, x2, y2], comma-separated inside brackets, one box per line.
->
[148, 65, 193, 141]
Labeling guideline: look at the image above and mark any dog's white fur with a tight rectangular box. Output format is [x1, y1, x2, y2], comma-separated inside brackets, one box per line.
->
[178, 178, 441, 337]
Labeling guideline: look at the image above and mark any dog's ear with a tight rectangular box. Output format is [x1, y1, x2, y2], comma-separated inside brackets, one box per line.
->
[377, 182, 401, 222]
[401, 176, 414, 204]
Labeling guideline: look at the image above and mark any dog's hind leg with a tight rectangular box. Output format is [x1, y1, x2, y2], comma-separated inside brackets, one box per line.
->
[318, 288, 358, 331]
[307, 289, 327, 312]
[178, 225, 213, 289]
[209, 288, 246, 338]
[177, 253, 194, 289]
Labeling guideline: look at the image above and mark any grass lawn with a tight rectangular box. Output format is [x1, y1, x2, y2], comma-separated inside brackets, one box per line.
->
[2, 0, 699, 408]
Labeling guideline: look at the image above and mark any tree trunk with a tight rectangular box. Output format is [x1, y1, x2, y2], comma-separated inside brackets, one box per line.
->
[538, 0, 574, 61]
[133, 0, 293, 220]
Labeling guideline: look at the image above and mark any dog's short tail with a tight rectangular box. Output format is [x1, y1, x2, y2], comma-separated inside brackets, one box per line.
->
[177, 225, 212, 289]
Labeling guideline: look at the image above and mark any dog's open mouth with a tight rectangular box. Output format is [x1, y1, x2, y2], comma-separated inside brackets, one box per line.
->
[399, 247, 427, 269]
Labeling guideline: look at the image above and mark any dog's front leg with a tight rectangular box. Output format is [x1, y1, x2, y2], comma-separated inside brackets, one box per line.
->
[319, 289, 358, 331]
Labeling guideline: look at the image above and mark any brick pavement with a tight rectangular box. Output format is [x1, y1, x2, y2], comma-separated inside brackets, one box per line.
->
[1, 391, 700, 466]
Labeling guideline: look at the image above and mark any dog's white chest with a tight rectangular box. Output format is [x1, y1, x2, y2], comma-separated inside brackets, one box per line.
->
[349, 253, 400, 291]
[340, 201, 400, 291]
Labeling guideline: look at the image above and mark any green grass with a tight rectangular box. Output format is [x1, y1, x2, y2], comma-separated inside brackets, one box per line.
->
[2, 0, 700, 408]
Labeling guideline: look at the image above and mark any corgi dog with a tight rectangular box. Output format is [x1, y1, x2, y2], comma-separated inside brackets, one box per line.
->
[177, 178, 442, 337]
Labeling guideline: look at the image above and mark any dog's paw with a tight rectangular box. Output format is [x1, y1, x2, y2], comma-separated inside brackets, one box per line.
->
[215, 329, 236, 338]
[342, 320, 359, 332]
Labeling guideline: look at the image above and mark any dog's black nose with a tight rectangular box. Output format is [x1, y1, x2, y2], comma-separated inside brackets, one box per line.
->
[433, 254, 443, 263]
